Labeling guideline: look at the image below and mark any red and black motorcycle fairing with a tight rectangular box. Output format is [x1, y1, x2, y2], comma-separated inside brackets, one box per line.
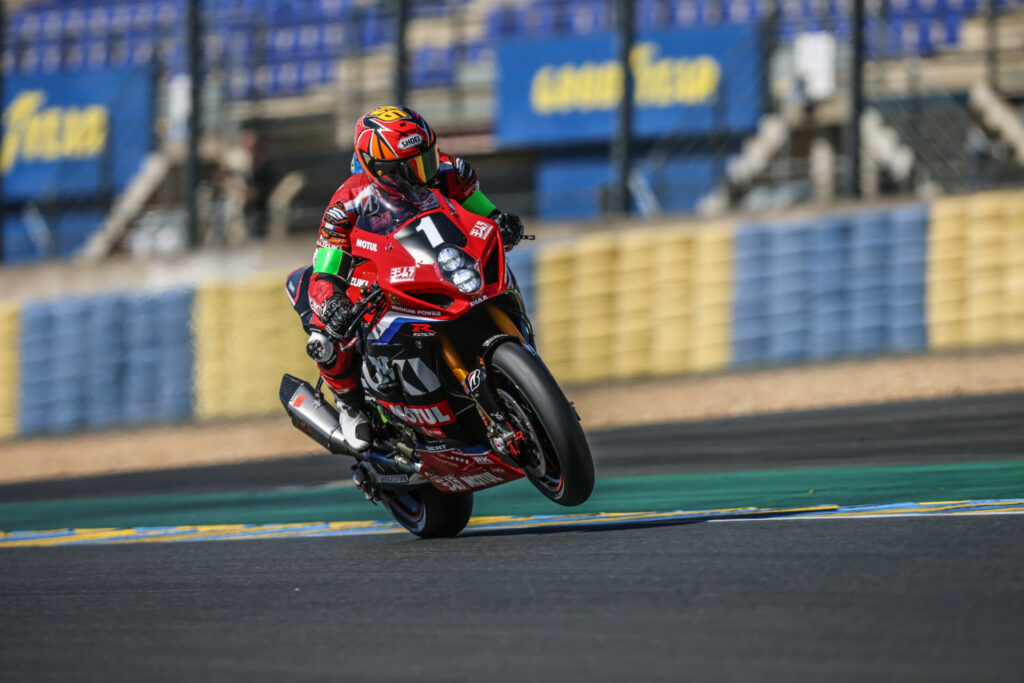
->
[283, 185, 592, 537]
[343, 189, 536, 493]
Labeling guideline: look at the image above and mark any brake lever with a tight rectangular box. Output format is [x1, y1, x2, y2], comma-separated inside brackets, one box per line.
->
[338, 284, 384, 344]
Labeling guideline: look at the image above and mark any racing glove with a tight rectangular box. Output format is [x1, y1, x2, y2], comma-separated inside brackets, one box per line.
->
[493, 211, 525, 251]
[320, 296, 357, 341]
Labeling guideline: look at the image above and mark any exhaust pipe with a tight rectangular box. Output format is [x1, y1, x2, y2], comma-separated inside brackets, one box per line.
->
[279, 374, 355, 456]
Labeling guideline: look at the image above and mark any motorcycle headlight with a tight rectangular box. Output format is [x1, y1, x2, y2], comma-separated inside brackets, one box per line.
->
[452, 268, 482, 293]
[438, 247, 466, 273]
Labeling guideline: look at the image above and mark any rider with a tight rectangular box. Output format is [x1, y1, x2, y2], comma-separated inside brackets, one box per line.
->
[304, 105, 526, 453]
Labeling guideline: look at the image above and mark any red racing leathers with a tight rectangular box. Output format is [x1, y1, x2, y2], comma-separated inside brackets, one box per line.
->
[308, 151, 484, 395]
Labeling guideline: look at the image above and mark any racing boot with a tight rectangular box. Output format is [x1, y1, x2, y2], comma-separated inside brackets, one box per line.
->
[335, 389, 372, 453]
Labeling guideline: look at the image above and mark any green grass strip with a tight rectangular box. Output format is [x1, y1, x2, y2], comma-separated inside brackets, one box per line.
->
[3, 460, 1023, 532]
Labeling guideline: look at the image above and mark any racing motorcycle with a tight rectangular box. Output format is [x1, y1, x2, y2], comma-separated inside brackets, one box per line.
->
[279, 188, 594, 538]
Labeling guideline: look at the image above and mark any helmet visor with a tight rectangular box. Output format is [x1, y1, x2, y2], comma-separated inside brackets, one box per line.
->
[376, 144, 440, 189]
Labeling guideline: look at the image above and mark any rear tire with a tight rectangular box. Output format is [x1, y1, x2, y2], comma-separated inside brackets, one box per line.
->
[490, 342, 594, 506]
[383, 487, 474, 539]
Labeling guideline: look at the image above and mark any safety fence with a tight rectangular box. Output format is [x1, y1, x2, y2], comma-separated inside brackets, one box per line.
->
[1, 187, 1023, 440]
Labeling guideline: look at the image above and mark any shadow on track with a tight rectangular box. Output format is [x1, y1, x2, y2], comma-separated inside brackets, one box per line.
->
[457, 507, 838, 538]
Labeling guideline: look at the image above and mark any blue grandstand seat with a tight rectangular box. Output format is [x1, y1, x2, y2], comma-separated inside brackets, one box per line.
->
[84, 38, 109, 69]
[108, 4, 133, 33]
[224, 29, 253, 62]
[227, 66, 254, 99]
[38, 8, 62, 41]
[487, 4, 524, 37]
[723, 0, 762, 23]
[269, 25, 298, 60]
[39, 43, 62, 73]
[153, 0, 184, 30]
[272, 61, 303, 96]
[411, 47, 456, 89]
[130, 3, 157, 32]
[567, 0, 613, 33]
[13, 9, 41, 41]
[671, 0, 702, 27]
[18, 45, 43, 74]
[166, 43, 187, 74]
[320, 22, 347, 57]
[359, 8, 394, 49]
[462, 40, 494, 65]
[942, 12, 963, 46]
[129, 36, 158, 66]
[320, 0, 353, 21]
[300, 59, 333, 89]
[84, 5, 109, 36]
[296, 24, 323, 58]
[61, 7, 87, 35]
[252, 63, 272, 96]
[266, 0, 296, 24]
[520, 1, 574, 35]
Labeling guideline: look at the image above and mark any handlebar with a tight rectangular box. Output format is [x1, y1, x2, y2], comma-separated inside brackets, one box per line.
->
[335, 283, 385, 344]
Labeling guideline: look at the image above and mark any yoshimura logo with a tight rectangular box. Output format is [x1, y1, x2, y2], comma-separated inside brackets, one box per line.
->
[390, 266, 416, 283]
[398, 134, 423, 150]
[355, 238, 378, 252]
[471, 221, 494, 239]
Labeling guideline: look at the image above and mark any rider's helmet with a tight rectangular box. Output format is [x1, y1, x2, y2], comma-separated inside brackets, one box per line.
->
[353, 105, 439, 201]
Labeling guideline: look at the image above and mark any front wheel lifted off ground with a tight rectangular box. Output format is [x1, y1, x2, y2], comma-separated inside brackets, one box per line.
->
[490, 341, 594, 506]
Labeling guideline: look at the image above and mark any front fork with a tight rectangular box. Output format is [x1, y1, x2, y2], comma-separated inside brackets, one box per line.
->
[438, 304, 527, 462]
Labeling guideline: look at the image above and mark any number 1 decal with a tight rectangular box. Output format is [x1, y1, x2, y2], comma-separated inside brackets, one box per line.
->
[415, 216, 446, 248]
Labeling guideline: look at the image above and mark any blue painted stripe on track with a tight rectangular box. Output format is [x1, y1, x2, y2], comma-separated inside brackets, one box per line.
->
[3, 499, 1023, 547]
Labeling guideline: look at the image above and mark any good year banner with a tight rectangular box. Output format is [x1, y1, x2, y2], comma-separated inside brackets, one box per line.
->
[496, 25, 761, 146]
[2, 67, 153, 201]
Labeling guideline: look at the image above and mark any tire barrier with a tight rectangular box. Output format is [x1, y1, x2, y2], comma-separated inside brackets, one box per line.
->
[2, 189, 1023, 439]
[928, 192, 1024, 349]
[731, 205, 928, 369]
[537, 223, 734, 384]
[0, 304, 18, 439]
[192, 274, 317, 422]
[13, 290, 197, 437]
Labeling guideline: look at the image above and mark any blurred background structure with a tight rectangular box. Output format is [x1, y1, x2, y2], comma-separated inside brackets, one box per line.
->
[1, 0, 1023, 442]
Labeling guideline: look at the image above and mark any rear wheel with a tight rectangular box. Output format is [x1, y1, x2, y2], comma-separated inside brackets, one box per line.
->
[383, 487, 474, 539]
[489, 342, 594, 506]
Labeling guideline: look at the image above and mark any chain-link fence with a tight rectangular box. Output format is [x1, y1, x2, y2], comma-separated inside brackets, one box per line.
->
[3, 0, 1024, 266]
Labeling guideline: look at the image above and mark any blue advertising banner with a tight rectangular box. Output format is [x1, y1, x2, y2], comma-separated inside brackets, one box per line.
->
[497, 26, 761, 146]
[2, 68, 152, 201]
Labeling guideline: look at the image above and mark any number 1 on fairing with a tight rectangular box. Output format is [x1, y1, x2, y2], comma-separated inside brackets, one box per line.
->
[415, 216, 445, 248]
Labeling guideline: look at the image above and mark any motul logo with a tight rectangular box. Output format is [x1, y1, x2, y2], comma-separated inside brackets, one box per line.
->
[380, 401, 455, 426]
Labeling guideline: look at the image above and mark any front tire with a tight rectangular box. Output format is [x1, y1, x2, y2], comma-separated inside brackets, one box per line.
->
[384, 487, 474, 538]
[490, 342, 594, 506]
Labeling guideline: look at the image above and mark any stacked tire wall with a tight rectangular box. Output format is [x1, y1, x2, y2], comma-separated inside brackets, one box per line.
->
[1, 188, 1023, 440]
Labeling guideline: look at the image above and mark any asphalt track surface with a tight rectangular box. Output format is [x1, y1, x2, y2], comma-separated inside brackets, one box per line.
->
[3, 390, 1022, 501]
[2, 392, 1024, 681]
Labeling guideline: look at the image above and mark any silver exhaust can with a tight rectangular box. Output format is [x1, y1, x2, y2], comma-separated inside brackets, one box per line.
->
[279, 374, 354, 456]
